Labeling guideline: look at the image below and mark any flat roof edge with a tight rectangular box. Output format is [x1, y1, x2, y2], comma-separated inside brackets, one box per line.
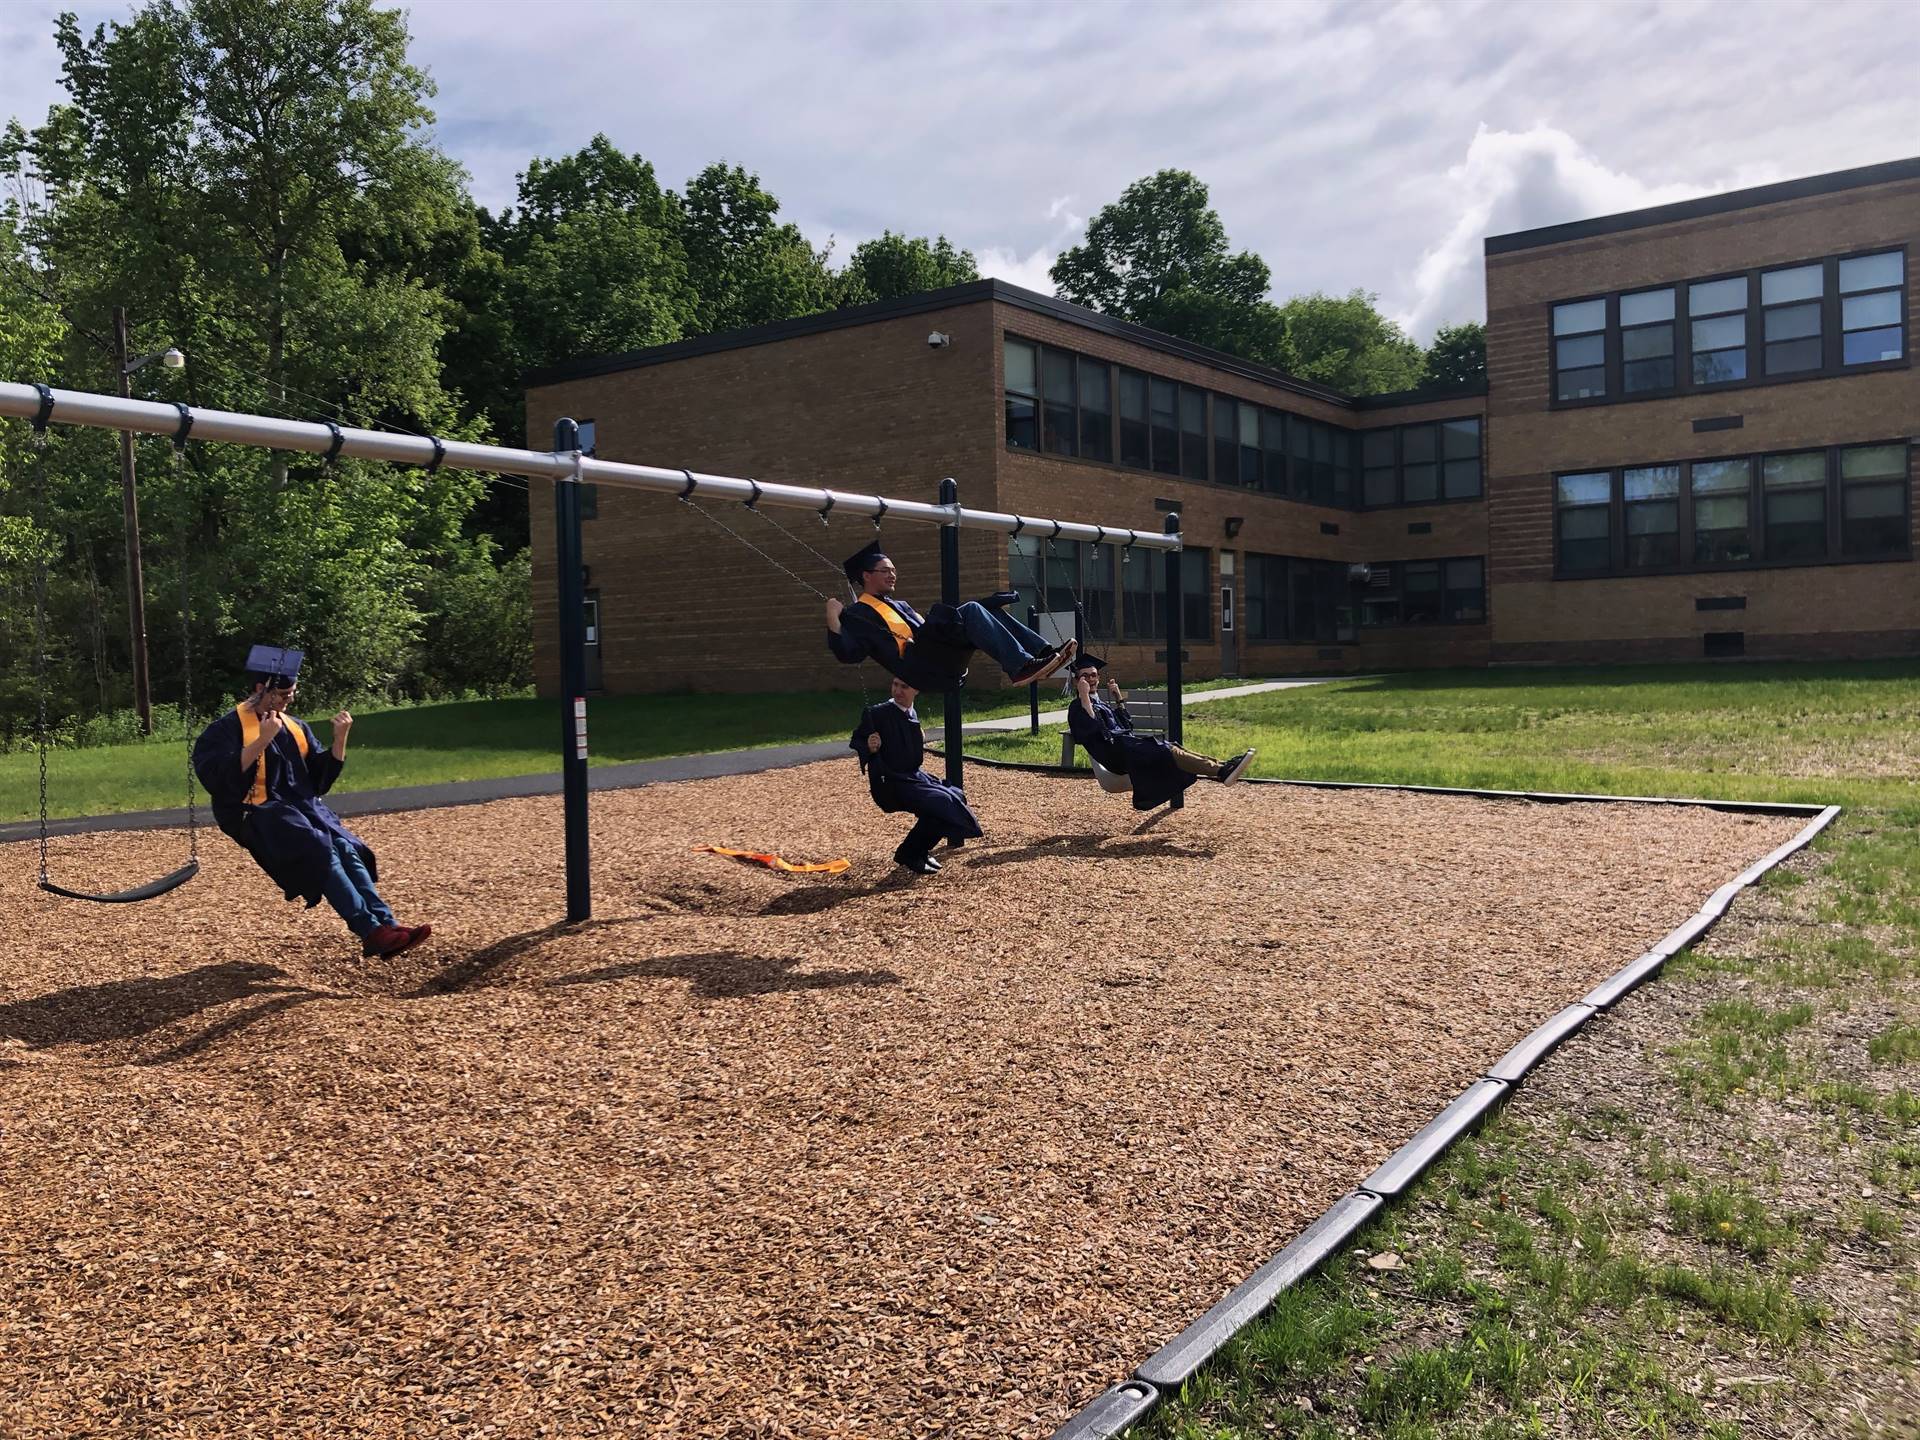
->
[1485, 156, 1920, 257]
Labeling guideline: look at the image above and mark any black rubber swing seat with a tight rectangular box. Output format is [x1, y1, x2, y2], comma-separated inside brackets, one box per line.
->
[38, 859, 200, 905]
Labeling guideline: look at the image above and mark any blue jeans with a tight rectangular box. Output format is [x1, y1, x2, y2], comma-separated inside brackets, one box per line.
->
[320, 834, 395, 939]
[955, 601, 1054, 678]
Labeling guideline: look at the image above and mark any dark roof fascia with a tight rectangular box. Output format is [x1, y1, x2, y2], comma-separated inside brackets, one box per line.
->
[1351, 378, 1488, 411]
[1486, 156, 1920, 257]
[526, 277, 1355, 408]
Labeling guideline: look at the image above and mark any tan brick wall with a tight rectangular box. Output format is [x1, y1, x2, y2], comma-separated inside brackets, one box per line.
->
[1485, 177, 1920, 657]
[526, 295, 1497, 694]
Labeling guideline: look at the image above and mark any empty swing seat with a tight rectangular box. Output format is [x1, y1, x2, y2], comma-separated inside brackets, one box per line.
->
[39, 858, 200, 905]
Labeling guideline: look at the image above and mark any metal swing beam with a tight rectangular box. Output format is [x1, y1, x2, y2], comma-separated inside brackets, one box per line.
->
[2, 381, 1186, 919]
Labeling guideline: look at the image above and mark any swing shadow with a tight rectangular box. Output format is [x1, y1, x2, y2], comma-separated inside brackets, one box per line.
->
[964, 833, 1218, 868]
[757, 871, 917, 916]
[405, 916, 649, 997]
[0, 960, 331, 1057]
[545, 952, 902, 1000]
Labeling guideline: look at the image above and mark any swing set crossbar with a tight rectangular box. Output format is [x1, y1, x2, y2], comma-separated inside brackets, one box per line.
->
[0, 382, 1181, 553]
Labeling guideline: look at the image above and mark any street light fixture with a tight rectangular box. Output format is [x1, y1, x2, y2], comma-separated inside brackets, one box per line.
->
[112, 309, 186, 735]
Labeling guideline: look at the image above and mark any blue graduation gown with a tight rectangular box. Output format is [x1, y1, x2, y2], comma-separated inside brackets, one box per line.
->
[1067, 693, 1197, 812]
[827, 596, 974, 693]
[849, 700, 983, 843]
[192, 706, 374, 906]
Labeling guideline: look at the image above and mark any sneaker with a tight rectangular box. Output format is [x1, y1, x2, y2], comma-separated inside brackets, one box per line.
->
[1009, 639, 1076, 687]
[983, 590, 1021, 611]
[1219, 749, 1256, 786]
[924, 855, 943, 872]
[361, 923, 411, 958]
[394, 923, 432, 955]
[894, 852, 940, 875]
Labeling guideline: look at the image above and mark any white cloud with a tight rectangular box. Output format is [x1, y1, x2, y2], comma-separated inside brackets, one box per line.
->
[1395, 125, 1736, 342]
[974, 243, 1061, 296]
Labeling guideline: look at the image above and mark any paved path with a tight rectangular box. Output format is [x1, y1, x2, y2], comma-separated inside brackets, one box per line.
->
[6, 677, 1350, 841]
[961, 675, 1346, 731]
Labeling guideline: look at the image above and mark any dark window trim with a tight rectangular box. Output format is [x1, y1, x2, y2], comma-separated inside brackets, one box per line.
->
[1551, 439, 1913, 580]
[1547, 243, 1908, 410]
[1354, 416, 1484, 509]
[1357, 554, 1489, 628]
[1003, 332, 1374, 511]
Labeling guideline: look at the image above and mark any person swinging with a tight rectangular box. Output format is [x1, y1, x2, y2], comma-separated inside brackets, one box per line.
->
[191, 645, 430, 959]
[825, 539, 1075, 692]
[851, 674, 983, 874]
[1067, 651, 1256, 811]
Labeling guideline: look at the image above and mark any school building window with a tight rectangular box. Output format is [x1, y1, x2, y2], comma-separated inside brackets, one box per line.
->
[1243, 553, 1356, 644]
[1547, 244, 1908, 407]
[1554, 441, 1910, 577]
[1356, 418, 1482, 506]
[1359, 557, 1486, 626]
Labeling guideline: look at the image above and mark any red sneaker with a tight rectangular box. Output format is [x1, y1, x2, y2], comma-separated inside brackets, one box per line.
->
[394, 923, 432, 955]
[361, 923, 411, 958]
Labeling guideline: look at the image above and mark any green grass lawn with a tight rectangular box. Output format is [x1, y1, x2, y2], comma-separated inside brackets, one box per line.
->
[11, 661, 1919, 822]
[969, 659, 1920, 809]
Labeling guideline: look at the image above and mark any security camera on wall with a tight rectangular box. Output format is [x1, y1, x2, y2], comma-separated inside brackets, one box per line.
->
[927, 331, 951, 349]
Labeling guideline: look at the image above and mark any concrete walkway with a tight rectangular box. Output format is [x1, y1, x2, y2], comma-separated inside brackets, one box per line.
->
[6, 677, 1351, 841]
[961, 675, 1347, 732]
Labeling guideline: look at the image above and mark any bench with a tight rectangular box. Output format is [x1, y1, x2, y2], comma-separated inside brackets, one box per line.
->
[1061, 688, 1170, 794]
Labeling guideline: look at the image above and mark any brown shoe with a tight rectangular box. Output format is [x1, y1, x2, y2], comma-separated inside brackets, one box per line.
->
[395, 924, 432, 954]
[1010, 639, 1076, 687]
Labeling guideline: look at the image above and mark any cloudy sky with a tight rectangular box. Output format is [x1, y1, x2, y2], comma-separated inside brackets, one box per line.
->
[3, 0, 1916, 341]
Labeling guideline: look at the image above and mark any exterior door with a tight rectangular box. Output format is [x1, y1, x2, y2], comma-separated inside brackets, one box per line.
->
[1219, 552, 1238, 676]
[583, 590, 604, 692]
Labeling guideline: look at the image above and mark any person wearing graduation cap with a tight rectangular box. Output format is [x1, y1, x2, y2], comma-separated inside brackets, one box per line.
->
[850, 673, 983, 874]
[825, 539, 1076, 692]
[1066, 650, 1256, 811]
[191, 645, 430, 959]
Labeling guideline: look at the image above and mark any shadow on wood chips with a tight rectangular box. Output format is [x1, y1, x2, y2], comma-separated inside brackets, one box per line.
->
[0, 760, 1802, 1438]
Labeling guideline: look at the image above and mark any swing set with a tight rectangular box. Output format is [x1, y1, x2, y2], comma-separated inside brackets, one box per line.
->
[3, 380, 1190, 922]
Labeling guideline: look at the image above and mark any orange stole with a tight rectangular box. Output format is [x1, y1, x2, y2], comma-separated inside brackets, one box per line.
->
[856, 594, 914, 656]
[235, 704, 310, 806]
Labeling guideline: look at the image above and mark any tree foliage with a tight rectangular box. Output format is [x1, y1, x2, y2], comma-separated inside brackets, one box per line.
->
[1425, 320, 1487, 388]
[1273, 290, 1428, 396]
[836, 231, 978, 306]
[1050, 169, 1288, 367]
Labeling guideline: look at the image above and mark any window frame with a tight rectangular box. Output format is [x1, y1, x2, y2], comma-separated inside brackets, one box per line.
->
[1552, 441, 1912, 579]
[1547, 243, 1909, 410]
[1355, 417, 1483, 509]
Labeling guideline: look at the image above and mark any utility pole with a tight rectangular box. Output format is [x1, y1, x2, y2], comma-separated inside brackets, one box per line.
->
[112, 306, 153, 735]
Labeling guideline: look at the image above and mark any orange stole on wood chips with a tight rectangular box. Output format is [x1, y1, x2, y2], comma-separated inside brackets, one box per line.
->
[694, 845, 852, 875]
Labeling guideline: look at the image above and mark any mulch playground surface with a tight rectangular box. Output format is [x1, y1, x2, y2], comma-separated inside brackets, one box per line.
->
[0, 763, 1801, 1438]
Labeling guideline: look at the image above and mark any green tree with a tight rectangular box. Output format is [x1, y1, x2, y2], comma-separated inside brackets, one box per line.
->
[1050, 169, 1288, 366]
[5, 0, 498, 720]
[1273, 290, 1428, 396]
[836, 231, 978, 305]
[677, 161, 835, 335]
[1425, 320, 1487, 388]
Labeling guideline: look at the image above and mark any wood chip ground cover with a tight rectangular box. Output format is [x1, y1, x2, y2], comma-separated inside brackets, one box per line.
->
[0, 765, 1802, 1438]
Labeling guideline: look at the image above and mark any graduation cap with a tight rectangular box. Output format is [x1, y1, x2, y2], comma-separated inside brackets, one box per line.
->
[244, 644, 304, 687]
[842, 539, 891, 588]
[1072, 650, 1106, 671]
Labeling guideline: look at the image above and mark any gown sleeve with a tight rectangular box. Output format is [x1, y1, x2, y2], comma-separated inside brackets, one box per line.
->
[301, 719, 345, 794]
[191, 713, 247, 805]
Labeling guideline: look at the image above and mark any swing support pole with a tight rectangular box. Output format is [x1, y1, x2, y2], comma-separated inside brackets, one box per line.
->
[554, 418, 591, 923]
[1163, 511, 1184, 811]
[938, 477, 964, 791]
